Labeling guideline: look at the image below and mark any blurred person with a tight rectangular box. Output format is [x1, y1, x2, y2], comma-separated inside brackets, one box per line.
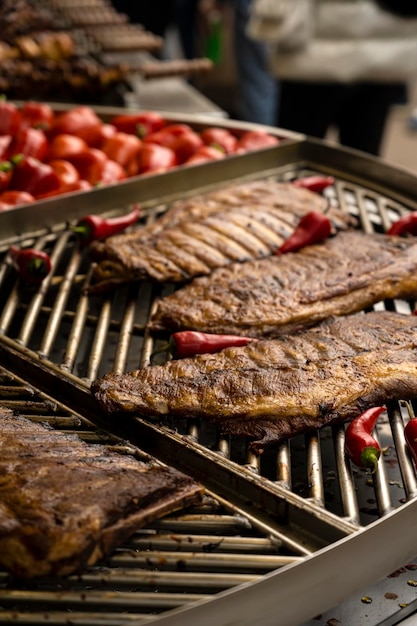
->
[194, 0, 281, 125]
[233, 0, 279, 125]
[247, 0, 417, 155]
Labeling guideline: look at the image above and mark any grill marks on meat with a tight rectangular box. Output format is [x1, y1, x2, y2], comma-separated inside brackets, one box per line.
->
[0, 407, 202, 579]
[92, 311, 417, 451]
[88, 179, 353, 292]
[150, 231, 417, 338]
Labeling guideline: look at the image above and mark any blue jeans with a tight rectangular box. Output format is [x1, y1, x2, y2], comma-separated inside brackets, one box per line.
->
[233, 0, 280, 125]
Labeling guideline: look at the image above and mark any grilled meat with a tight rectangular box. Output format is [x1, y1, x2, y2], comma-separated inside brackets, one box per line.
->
[0, 406, 202, 579]
[88, 179, 353, 292]
[150, 231, 417, 337]
[93, 310, 417, 451]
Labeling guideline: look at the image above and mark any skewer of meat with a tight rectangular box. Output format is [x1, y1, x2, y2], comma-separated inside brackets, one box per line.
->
[92, 310, 417, 451]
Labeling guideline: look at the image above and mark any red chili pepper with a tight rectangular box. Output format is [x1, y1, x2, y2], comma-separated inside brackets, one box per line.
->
[344, 406, 385, 472]
[137, 143, 178, 174]
[236, 130, 279, 153]
[154, 331, 256, 360]
[276, 211, 332, 255]
[387, 212, 417, 237]
[200, 127, 238, 154]
[9, 156, 61, 198]
[110, 111, 166, 137]
[9, 245, 51, 285]
[185, 145, 225, 165]
[7, 126, 49, 161]
[405, 417, 417, 469]
[0, 97, 21, 135]
[100, 132, 142, 168]
[19, 101, 54, 130]
[73, 204, 140, 244]
[293, 175, 335, 193]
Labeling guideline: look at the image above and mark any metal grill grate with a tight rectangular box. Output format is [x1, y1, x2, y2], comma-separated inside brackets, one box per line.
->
[1, 139, 417, 624]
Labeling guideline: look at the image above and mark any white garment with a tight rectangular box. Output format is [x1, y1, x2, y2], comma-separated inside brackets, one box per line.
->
[247, 0, 417, 83]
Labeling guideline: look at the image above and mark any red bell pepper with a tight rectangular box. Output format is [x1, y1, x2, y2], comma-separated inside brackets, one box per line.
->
[65, 148, 108, 185]
[236, 130, 280, 153]
[7, 126, 49, 161]
[19, 101, 54, 130]
[48, 105, 101, 139]
[0, 97, 21, 136]
[185, 145, 225, 165]
[137, 143, 178, 174]
[76, 122, 117, 148]
[45, 133, 88, 162]
[10, 155, 61, 198]
[0, 160, 13, 191]
[171, 130, 204, 164]
[48, 159, 80, 187]
[97, 159, 126, 185]
[36, 178, 91, 200]
[110, 111, 166, 137]
[0, 190, 35, 208]
[0, 136, 12, 160]
[200, 127, 238, 154]
[101, 132, 142, 168]
[144, 123, 193, 149]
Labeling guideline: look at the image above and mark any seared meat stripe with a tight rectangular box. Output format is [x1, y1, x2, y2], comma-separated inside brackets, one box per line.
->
[0, 407, 202, 579]
[92, 311, 417, 451]
[150, 231, 417, 337]
[88, 179, 353, 291]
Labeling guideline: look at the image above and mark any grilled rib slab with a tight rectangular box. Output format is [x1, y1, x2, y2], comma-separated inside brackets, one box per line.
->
[0, 407, 202, 579]
[93, 311, 417, 451]
[88, 179, 353, 292]
[150, 231, 417, 337]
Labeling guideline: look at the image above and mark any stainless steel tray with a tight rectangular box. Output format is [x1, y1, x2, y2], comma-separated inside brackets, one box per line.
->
[1, 138, 417, 626]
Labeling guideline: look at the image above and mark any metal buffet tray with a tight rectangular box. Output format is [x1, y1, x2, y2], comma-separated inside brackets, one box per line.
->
[1, 136, 417, 626]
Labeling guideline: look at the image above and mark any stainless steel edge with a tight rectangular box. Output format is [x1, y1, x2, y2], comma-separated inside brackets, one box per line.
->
[3, 138, 417, 244]
[140, 497, 417, 626]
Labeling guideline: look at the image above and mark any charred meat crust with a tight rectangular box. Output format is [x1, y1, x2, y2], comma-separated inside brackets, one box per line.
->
[0, 407, 202, 579]
[149, 231, 417, 337]
[88, 179, 354, 292]
[92, 311, 417, 452]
